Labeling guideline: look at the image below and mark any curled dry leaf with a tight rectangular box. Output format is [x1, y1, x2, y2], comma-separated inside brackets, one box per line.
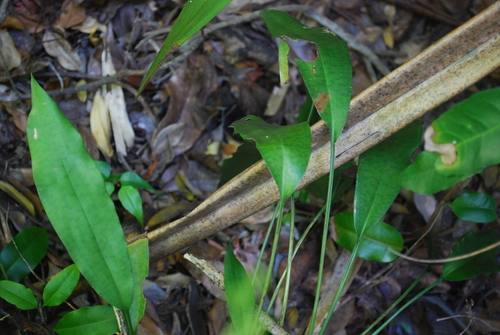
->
[102, 48, 135, 156]
[0, 30, 22, 70]
[424, 126, 456, 165]
[90, 92, 113, 157]
[42, 29, 82, 72]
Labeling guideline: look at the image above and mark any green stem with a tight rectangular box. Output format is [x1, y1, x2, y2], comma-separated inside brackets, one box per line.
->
[360, 265, 430, 335]
[371, 279, 442, 335]
[252, 205, 279, 285]
[280, 195, 296, 325]
[308, 138, 336, 335]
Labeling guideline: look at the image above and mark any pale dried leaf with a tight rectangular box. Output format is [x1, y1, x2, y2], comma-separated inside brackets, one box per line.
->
[424, 126, 456, 165]
[55, 1, 86, 30]
[264, 84, 289, 116]
[90, 92, 113, 157]
[72, 16, 107, 35]
[104, 85, 135, 156]
[76, 79, 87, 102]
[42, 29, 82, 72]
[152, 123, 186, 164]
[0, 30, 22, 70]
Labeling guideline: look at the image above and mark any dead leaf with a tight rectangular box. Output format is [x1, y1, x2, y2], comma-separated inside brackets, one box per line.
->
[54, 1, 86, 30]
[90, 91, 114, 157]
[42, 28, 83, 72]
[424, 126, 456, 165]
[0, 30, 22, 70]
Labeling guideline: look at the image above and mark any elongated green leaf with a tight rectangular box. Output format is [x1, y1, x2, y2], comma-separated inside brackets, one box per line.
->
[333, 212, 403, 262]
[54, 305, 119, 335]
[119, 172, 154, 191]
[43, 264, 80, 307]
[449, 193, 496, 223]
[441, 230, 500, 281]
[0, 227, 47, 282]
[118, 186, 144, 227]
[231, 116, 311, 200]
[127, 238, 149, 335]
[27, 77, 134, 311]
[261, 10, 352, 140]
[432, 88, 500, 176]
[0, 280, 37, 310]
[354, 124, 421, 236]
[400, 151, 462, 194]
[138, 0, 232, 94]
[224, 242, 257, 335]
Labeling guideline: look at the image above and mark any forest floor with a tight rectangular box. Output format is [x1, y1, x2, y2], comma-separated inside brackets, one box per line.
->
[1, 0, 500, 334]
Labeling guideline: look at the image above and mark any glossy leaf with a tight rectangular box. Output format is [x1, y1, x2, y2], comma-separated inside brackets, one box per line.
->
[104, 181, 115, 195]
[43, 264, 80, 306]
[0, 227, 48, 282]
[354, 124, 421, 235]
[118, 186, 143, 227]
[333, 212, 403, 262]
[138, 0, 232, 94]
[231, 115, 311, 200]
[224, 242, 257, 335]
[27, 77, 134, 311]
[119, 171, 154, 190]
[441, 230, 500, 281]
[127, 238, 149, 334]
[54, 305, 119, 335]
[0, 280, 37, 310]
[95, 160, 111, 179]
[400, 151, 462, 194]
[261, 10, 352, 140]
[431, 88, 500, 176]
[449, 193, 496, 223]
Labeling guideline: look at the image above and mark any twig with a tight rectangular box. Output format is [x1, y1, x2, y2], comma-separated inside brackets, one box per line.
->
[184, 253, 290, 335]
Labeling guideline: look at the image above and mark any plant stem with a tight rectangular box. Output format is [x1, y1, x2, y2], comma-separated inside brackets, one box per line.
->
[280, 195, 296, 325]
[252, 205, 279, 285]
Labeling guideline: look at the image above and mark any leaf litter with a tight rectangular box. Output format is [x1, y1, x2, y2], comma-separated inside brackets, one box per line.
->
[0, 0, 499, 334]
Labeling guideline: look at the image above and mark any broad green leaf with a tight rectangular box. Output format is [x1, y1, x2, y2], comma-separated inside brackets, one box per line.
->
[400, 151, 462, 194]
[27, 77, 134, 311]
[224, 242, 257, 335]
[354, 124, 421, 236]
[138, 0, 232, 94]
[54, 305, 119, 335]
[441, 230, 500, 281]
[0, 227, 48, 282]
[95, 160, 111, 178]
[118, 186, 144, 227]
[104, 181, 115, 195]
[119, 171, 154, 190]
[297, 94, 320, 126]
[431, 88, 500, 176]
[449, 193, 496, 223]
[231, 116, 311, 200]
[127, 238, 149, 334]
[218, 141, 261, 188]
[43, 264, 80, 307]
[0, 280, 37, 310]
[333, 212, 403, 263]
[261, 10, 352, 140]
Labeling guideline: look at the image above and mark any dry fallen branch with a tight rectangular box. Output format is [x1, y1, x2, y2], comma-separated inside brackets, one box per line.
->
[147, 3, 500, 262]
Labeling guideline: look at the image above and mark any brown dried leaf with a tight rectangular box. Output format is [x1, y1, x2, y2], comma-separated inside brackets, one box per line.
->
[42, 29, 82, 72]
[0, 30, 22, 70]
[55, 1, 86, 30]
[90, 91, 113, 157]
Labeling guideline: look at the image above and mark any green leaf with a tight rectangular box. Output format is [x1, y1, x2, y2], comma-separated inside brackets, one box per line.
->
[441, 230, 500, 281]
[231, 116, 311, 200]
[119, 171, 154, 191]
[400, 151, 462, 194]
[0, 280, 38, 310]
[118, 186, 144, 227]
[218, 141, 261, 188]
[261, 9, 352, 140]
[127, 238, 148, 334]
[333, 212, 403, 263]
[138, 0, 232, 94]
[54, 305, 119, 335]
[27, 77, 134, 311]
[449, 193, 496, 223]
[0, 227, 48, 282]
[224, 242, 257, 335]
[354, 124, 421, 236]
[431, 88, 500, 177]
[104, 181, 115, 195]
[43, 264, 80, 307]
[95, 160, 111, 179]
